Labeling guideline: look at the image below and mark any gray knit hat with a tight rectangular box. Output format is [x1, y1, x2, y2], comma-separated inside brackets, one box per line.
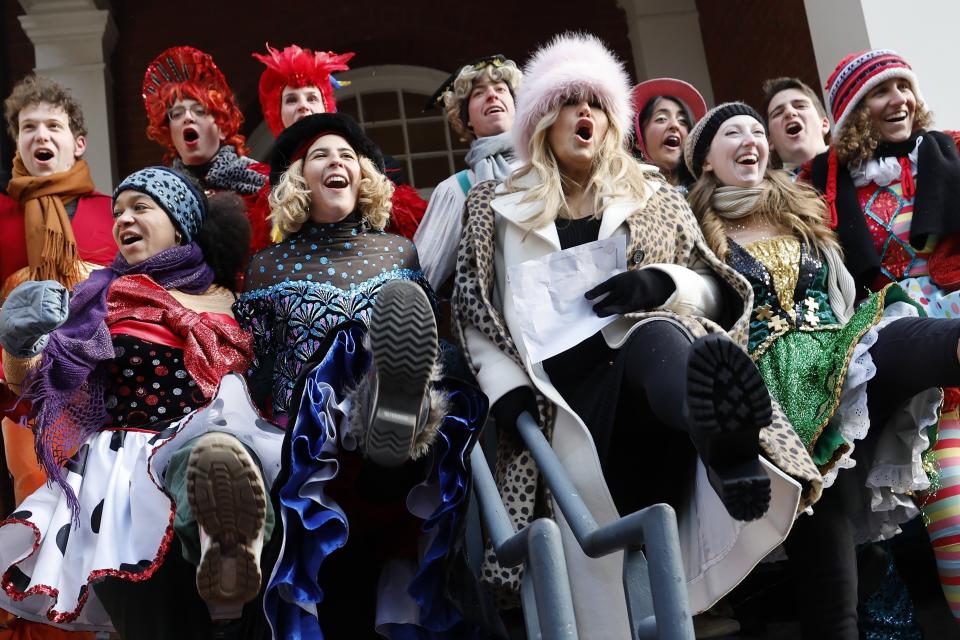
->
[684, 102, 765, 178]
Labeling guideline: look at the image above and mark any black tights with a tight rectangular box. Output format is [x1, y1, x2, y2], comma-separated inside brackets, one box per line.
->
[786, 316, 960, 640]
[597, 321, 698, 515]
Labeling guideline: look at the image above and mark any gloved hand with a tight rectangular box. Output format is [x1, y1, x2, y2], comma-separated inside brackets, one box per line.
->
[491, 386, 539, 433]
[584, 268, 675, 317]
[0, 280, 70, 358]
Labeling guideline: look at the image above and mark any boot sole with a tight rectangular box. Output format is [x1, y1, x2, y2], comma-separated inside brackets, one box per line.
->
[186, 432, 266, 605]
[366, 280, 438, 468]
[687, 335, 772, 522]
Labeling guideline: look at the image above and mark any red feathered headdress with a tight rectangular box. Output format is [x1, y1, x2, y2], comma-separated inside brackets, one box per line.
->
[142, 46, 247, 162]
[253, 44, 355, 136]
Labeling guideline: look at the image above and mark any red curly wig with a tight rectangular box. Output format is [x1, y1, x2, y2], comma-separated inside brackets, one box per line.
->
[142, 46, 248, 163]
[253, 43, 354, 136]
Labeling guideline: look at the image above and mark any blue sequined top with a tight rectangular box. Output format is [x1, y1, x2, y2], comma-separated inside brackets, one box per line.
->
[233, 217, 432, 419]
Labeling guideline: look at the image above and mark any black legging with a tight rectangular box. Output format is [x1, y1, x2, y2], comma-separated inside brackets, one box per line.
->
[785, 315, 960, 640]
[868, 315, 960, 421]
[544, 319, 696, 515]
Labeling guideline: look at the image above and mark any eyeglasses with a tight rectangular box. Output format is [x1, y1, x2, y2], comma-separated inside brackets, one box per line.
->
[167, 103, 210, 121]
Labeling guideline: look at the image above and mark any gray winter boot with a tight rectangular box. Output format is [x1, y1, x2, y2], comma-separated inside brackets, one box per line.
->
[354, 279, 445, 467]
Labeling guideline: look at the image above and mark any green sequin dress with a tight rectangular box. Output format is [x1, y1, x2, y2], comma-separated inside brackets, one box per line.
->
[729, 236, 922, 481]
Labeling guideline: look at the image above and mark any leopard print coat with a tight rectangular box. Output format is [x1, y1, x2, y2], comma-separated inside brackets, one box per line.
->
[452, 176, 823, 605]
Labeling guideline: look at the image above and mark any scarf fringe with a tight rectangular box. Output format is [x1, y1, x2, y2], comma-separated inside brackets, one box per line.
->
[31, 227, 82, 290]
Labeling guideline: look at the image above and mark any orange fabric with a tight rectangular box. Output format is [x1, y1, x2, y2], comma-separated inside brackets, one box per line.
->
[1, 418, 44, 505]
[6, 156, 95, 290]
[0, 610, 92, 640]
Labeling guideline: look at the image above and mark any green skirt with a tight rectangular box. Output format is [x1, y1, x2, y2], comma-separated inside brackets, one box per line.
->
[754, 285, 920, 472]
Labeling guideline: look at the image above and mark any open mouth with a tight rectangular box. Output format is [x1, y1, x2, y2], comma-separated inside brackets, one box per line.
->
[785, 122, 803, 135]
[324, 175, 348, 189]
[663, 134, 681, 149]
[575, 118, 594, 142]
[34, 149, 54, 162]
[736, 153, 759, 166]
[885, 112, 909, 123]
[182, 128, 199, 143]
[484, 105, 505, 116]
[121, 233, 142, 246]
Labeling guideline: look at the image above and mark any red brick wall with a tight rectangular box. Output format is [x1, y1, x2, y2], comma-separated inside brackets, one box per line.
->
[695, 0, 821, 113]
[108, 0, 636, 178]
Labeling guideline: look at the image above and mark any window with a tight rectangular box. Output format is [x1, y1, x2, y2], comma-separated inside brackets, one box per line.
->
[246, 65, 467, 199]
[335, 65, 469, 197]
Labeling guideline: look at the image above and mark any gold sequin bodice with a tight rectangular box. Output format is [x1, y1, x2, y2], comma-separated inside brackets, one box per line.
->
[744, 235, 801, 312]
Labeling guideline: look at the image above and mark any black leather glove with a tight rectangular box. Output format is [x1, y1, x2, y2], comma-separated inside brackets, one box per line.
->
[491, 386, 539, 433]
[584, 269, 675, 317]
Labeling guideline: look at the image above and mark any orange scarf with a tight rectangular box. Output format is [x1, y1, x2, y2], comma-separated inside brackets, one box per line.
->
[6, 154, 96, 290]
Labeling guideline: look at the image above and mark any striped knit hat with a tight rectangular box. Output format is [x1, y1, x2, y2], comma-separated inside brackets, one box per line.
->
[684, 102, 764, 178]
[826, 49, 921, 136]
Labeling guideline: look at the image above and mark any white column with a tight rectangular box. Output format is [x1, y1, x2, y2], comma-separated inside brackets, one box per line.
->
[804, 0, 960, 129]
[617, 0, 715, 106]
[17, 0, 118, 191]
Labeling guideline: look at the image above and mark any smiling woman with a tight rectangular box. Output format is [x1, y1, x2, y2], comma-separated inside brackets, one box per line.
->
[0, 167, 287, 638]
[112, 191, 179, 264]
[689, 100, 960, 640]
[234, 112, 499, 638]
[806, 48, 960, 630]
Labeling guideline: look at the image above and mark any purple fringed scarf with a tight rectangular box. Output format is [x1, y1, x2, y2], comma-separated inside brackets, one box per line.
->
[22, 243, 214, 522]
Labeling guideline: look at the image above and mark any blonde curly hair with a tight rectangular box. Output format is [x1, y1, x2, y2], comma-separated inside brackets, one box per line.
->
[443, 61, 521, 143]
[507, 101, 654, 229]
[269, 155, 393, 238]
[833, 100, 934, 166]
[689, 168, 841, 261]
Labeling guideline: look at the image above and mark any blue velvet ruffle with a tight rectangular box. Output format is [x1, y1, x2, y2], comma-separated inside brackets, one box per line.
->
[263, 325, 486, 639]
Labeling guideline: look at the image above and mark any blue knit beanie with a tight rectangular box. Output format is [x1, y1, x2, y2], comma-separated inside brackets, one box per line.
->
[113, 166, 206, 242]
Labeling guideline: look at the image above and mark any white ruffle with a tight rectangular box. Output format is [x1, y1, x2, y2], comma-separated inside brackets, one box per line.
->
[0, 374, 284, 631]
[849, 136, 921, 188]
[820, 301, 937, 542]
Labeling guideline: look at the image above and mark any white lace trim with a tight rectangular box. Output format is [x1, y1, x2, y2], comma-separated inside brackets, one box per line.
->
[849, 136, 921, 188]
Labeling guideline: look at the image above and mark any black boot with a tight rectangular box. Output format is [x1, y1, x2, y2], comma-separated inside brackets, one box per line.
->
[686, 334, 772, 522]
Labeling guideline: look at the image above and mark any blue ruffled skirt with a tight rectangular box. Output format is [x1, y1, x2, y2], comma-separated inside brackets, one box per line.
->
[263, 325, 488, 639]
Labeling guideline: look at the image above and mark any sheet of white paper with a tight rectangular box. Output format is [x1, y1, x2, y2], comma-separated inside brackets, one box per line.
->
[508, 236, 627, 363]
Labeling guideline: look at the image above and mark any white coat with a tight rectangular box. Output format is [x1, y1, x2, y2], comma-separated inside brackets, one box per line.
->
[458, 174, 807, 639]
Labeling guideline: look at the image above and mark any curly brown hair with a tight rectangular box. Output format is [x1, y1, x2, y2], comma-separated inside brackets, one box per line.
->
[4, 75, 87, 140]
[834, 100, 934, 166]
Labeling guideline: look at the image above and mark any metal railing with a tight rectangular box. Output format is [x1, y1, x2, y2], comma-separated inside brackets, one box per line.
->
[470, 411, 695, 640]
[471, 444, 578, 639]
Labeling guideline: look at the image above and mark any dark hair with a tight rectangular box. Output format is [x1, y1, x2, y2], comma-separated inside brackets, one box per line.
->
[636, 95, 695, 187]
[196, 192, 251, 292]
[760, 77, 828, 121]
[638, 96, 692, 136]
[4, 75, 88, 139]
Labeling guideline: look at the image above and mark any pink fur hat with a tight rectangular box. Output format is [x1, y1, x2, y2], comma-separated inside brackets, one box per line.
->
[513, 32, 633, 162]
